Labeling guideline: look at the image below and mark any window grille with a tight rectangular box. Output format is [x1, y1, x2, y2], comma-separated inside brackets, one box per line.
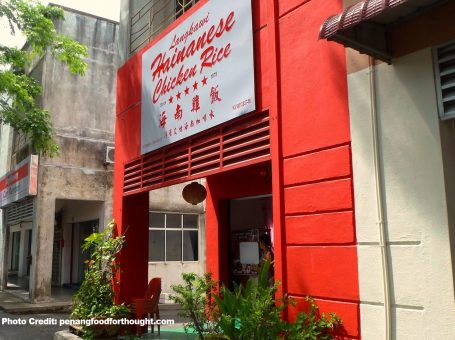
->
[5, 198, 34, 226]
[434, 40, 455, 120]
[129, 0, 200, 55]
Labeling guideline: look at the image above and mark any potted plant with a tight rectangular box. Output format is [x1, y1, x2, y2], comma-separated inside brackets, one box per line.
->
[70, 221, 130, 339]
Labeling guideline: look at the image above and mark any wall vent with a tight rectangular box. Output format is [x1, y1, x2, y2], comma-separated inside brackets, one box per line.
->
[5, 198, 34, 226]
[104, 146, 115, 164]
[434, 40, 455, 120]
[123, 111, 270, 195]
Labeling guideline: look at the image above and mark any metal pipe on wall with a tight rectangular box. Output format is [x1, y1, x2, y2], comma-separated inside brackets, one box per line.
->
[368, 56, 392, 340]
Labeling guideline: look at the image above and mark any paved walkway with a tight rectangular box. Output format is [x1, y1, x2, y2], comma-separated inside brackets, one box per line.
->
[54, 324, 197, 340]
[0, 291, 72, 314]
[0, 310, 70, 340]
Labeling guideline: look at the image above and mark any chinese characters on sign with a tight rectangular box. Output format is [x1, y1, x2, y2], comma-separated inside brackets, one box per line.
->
[141, 0, 255, 154]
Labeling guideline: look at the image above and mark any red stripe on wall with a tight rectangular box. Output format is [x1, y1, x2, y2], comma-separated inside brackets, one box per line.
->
[0, 163, 30, 191]
[288, 296, 360, 338]
[283, 145, 352, 186]
[286, 211, 355, 244]
[286, 246, 360, 301]
[284, 179, 353, 214]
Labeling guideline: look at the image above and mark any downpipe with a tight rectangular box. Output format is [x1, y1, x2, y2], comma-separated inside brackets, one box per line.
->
[368, 56, 392, 340]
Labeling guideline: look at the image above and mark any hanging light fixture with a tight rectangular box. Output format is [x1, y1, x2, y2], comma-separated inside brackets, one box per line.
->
[182, 181, 207, 205]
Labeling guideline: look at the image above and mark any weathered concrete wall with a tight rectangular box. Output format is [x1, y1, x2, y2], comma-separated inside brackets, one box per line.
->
[348, 48, 455, 339]
[0, 124, 13, 290]
[30, 8, 118, 301]
[118, 0, 130, 65]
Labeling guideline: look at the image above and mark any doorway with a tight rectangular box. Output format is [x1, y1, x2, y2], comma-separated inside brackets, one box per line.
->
[65, 220, 99, 286]
[228, 195, 273, 286]
[9, 231, 21, 273]
[74, 220, 98, 284]
[6, 222, 33, 292]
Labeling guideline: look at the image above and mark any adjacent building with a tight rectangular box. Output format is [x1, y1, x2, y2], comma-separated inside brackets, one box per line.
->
[0, 6, 119, 302]
[115, 0, 455, 338]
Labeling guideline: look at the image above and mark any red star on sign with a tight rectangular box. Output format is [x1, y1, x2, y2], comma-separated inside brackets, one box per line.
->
[176, 91, 181, 100]
[184, 87, 190, 95]
[193, 81, 198, 90]
[201, 76, 208, 86]
[168, 96, 174, 104]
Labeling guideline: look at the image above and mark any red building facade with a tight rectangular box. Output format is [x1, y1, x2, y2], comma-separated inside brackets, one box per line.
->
[115, 0, 360, 337]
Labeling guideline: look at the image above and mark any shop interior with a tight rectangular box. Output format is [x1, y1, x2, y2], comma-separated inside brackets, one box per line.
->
[228, 194, 272, 286]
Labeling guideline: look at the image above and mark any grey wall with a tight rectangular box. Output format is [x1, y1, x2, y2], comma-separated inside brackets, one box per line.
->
[30, 8, 119, 302]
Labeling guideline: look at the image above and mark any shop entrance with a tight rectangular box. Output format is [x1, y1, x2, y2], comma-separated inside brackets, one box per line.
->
[228, 195, 273, 286]
[6, 222, 33, 292]
[204, 162, 273, 289]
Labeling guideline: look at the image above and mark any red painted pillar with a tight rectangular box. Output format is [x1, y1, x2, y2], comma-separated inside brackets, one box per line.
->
[275, 0, 361, 337]
[205, 176, 221, 282]
[116, 192, 149, 303]
[114, 53, 148, 303]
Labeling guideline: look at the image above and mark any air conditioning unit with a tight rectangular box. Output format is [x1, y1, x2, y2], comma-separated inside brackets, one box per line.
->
[104, 146, 115, 164]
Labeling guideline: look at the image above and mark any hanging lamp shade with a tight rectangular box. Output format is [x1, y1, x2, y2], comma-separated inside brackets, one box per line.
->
[182, 181, 207, 205]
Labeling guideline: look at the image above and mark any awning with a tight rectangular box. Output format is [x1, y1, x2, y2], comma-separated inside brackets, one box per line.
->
[319, 0, 445, 63]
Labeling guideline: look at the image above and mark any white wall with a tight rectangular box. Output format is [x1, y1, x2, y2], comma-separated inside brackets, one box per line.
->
[348, 49, 455, 339]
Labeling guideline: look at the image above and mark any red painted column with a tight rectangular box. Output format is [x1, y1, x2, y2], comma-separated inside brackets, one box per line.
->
[116, 192, 149, 303]
[205, 176, 221, 282]
[114, 52, 148, 303]
[276, 0, 360, 338]
[265, 0, 287, 307]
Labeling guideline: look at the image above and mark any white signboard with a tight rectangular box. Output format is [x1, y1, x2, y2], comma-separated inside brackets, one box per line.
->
[239, 242, 259, 265]
[0, 155, 38, 208]
[141, 0, 255, 154]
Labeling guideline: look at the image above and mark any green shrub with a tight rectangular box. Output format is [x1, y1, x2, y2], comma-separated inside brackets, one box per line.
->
[286, 297, 342, 340]
[170, 272, 221, 339]
[71, 221, 130, 339]
[171, 261, 342, 340]
[214, 260, 288, 340]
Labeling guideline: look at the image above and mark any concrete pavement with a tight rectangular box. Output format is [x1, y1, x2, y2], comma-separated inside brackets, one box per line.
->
[0, 310, 70, 340]
[0, 291, 71, 314]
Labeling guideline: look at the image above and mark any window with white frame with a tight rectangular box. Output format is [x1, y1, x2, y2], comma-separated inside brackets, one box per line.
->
[148, 212, 199, 262]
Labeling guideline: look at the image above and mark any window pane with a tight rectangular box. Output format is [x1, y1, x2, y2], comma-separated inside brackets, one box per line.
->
[183, 214, 198, 229]
[183, 230, 198, 261]
[166, 214, 182, 228]
[166, 231, 182, 261]
[149, 230, 165, 261]
[150, 213, 165, 228]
